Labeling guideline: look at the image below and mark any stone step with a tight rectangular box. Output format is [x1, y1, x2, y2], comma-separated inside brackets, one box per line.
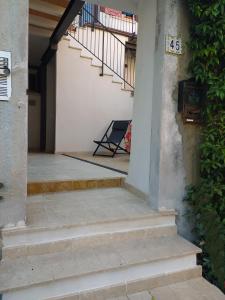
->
[2, 188, 176, 259]
[2, 269, 203, 300]
[25, 188, 173, 228]
[0, 235, 201, 299]
[27, 177, 124, 195]
[2, 224, 177, 259]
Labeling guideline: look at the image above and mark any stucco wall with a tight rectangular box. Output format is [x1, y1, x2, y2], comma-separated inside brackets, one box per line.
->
[148, 0, 188, 237]
[0, 0, 28, 227]
[127, 0, 199, 239]
[151, 0, 199, 239]
[55, 39, 133, 153]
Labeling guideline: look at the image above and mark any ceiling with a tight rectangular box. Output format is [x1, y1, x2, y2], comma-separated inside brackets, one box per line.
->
[29, 0, 69, 66]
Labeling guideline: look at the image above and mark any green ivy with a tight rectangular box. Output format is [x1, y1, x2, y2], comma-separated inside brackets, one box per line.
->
[186, 0, 225, 291]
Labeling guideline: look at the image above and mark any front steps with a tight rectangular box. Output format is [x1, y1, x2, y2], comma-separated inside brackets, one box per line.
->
[0, 187, 222, 299]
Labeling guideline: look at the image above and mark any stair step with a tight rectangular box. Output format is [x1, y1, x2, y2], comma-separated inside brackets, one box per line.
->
[91, 58, 102, 67]
[2, 188, 176, 258]
[2, 267, 202, 300]
[112, 75, 123, 85]
[2, 225, 177, 259]
[27, 177, 124, 195]
[0, 235, 201, 297]
[68, 44, 82, 52]
[0, 187, 202, 300]
[24, 188, 174, 229]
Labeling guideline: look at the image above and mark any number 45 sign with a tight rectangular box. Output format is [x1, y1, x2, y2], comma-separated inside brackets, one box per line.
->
[166, 35, 182, 55]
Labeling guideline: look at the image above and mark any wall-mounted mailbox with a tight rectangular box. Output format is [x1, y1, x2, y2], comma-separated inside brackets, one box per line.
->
[0, 51, 11, 101]
[178, 79, 205, 124]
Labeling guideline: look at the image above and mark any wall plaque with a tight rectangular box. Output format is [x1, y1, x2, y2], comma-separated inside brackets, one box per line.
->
[166, 35, 182, 55]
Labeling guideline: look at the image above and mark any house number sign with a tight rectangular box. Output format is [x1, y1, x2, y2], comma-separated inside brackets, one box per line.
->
[166, 35, 182, 55]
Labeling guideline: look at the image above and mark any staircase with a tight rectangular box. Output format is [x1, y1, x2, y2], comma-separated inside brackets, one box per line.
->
[66, 5, 136, 91]
[0, 181, 224, 299]
[0, 183, 207, 300]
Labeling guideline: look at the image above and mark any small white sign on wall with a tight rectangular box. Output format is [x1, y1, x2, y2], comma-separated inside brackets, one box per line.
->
[165, 35, 182, 55]
[0, 51, 12, 101]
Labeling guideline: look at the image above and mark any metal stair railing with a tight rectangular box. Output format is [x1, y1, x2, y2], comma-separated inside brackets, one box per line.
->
[67, 5, 136, 90]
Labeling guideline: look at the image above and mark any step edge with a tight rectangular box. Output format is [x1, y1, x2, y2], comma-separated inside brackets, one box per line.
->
[3, 267, 202, 300]
[2, 212, 176, 236]
[27, 177, 124, 185]
[27, 177, 125, 195]
[44, 267, 202, 300]
[0, 254, 199, 294]
[2, 225, 178, 257]
[68, 45, 82, 51]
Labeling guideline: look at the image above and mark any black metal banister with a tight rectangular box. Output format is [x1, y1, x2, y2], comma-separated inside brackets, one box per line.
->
[81, 6, 128, 46]
[67, 4, 136, 90]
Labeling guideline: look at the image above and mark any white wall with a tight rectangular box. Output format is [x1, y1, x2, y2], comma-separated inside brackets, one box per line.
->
[127, 0, 157, 195]
[55, 39, 133, 153]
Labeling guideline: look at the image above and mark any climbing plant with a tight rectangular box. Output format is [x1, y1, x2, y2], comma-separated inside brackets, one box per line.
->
[186, 0, 225, 291]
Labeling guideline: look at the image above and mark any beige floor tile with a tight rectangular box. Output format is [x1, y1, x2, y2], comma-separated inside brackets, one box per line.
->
[66, 152, 129, 173]
[28, 154, 126, 183]
[151, 278, 225, 300]
[128, 291, 152, 300]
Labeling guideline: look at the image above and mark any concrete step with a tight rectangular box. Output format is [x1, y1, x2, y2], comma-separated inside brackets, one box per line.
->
[2, 188, 176, 259]
[0, 234, 201, 299]
[27, 177, 124, 195]
[2, 268, 202, 300]
[2, 222, 177, 259]
[25, 188, 167, 228]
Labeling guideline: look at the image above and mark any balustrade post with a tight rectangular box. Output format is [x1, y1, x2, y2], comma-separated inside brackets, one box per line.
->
[100, 29, 105, 76]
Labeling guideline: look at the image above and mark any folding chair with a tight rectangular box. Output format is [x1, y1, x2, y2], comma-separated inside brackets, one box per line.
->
[93, 120, 131, 157]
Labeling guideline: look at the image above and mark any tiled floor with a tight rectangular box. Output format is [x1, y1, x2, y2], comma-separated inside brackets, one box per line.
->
[64, 152, 130, 173]
[28, 154, 126, 183]
[151, 277, 225, 300]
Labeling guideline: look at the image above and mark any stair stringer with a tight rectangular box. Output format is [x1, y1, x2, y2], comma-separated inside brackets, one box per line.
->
[64, 35, 133, 93]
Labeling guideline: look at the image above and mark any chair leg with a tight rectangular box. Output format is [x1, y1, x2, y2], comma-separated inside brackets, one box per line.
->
[93, 144, 100, 156]
[112, 143, 121, 157]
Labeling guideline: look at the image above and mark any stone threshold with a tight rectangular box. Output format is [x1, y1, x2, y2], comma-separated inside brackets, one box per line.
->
[27, 177, 124, 195]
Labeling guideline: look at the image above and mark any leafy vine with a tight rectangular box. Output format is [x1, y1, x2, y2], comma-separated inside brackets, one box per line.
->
[186, 0, 225, 291]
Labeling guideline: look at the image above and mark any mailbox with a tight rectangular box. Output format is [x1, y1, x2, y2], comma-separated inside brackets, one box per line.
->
[178, 79, 205, 124]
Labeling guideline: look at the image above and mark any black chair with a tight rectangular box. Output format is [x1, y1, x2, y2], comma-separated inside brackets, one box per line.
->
[93, 120, 131, 157]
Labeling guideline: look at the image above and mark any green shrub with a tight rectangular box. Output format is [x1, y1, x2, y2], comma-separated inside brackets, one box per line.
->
[186, 0, 225, 291]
